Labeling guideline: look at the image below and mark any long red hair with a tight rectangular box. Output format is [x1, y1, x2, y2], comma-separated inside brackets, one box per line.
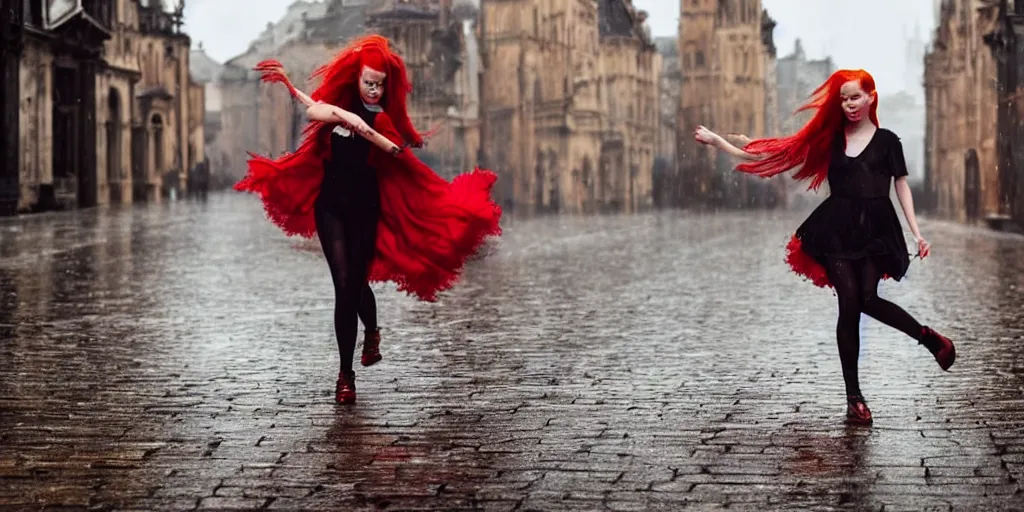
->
[309, 34, 424, 146]
[737, 69, 879, 190]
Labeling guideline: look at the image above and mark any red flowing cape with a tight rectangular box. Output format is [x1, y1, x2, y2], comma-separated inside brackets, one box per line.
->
[235, 113, 502, 302]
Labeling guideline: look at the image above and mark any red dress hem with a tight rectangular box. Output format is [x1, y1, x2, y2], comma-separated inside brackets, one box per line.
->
[785, 235, 894, 289]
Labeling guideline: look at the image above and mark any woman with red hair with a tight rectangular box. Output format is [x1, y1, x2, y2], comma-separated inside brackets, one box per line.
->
[694, 69, 956, 424]
[235, 35, 502, 404]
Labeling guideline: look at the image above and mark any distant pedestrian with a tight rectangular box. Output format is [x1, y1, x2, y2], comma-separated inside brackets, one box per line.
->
[694, 69, 956, 424]
[235, 35, 502, 404]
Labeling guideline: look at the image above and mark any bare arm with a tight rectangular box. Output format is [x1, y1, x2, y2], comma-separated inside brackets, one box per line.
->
[253, 60, 401, 154]
[292, 88, 316, 107]
[305, 102, 346, 123]
[694, 125, 762, 162]
[305, 103, 402, 154]
[713, 135, 761, 161]
[894, 176, 931, 257]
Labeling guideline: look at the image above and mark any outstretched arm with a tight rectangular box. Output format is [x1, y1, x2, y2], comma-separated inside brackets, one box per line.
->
[305, 103, 401, 155]
[894, 177, 931, 258]
[694, 125, 762, 162]
[254, 60, 400, 154]
[253, 60, 316, 106]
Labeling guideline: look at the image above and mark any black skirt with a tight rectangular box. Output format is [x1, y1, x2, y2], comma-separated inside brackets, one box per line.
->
[794, 195, 911, 280]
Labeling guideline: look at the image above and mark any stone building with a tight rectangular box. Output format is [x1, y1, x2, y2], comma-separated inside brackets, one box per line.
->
[924, 0, 1002, 223]
[189, 43, 223, 138]
[189, 42, 231, 192]
[214, 0, 331, 178]
[654, 36, 681, 208]
[3, 0, 203, 214]
[596, 1, 659, 212]
[775, 39, 834, 136]
[676, 0, 780, 208]
[188, 43, 224, 166]
[761, 10, 779, 143]
[756, 8, 781, 207]
[16, 0, 113, 211]
[982, 0, 1024, 230]
[479, 0, 659, 213]
[1, 0, 27, 215]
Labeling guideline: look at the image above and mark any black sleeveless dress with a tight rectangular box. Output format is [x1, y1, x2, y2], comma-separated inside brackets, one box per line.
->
[313, 102, 382, 268]
[793, 128, 911, 281]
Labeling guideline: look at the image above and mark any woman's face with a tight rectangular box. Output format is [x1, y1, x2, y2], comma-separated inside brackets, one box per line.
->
[840, 80, 874, 123]
[359, 65, 386, 105]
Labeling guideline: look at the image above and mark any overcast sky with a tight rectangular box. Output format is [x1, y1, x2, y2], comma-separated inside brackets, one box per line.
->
[184, 0, 935, 96]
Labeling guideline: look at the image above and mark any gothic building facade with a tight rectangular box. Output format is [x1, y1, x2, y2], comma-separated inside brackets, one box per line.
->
[924, 0, 1002, 223]
[3, 0, 204, 214]
[676, 0, 780, 208]
[479, 0, 659, 213]
[654, 36, 681, 208]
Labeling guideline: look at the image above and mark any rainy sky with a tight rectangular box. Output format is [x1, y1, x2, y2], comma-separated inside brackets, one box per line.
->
[183, 0, 935, 97]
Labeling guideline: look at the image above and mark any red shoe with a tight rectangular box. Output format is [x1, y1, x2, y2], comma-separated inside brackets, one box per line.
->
[361, 328, 382, 367]
[846, 395, 873, 424]
[920, 326, 956, 371]
[335, 371, 356, 404]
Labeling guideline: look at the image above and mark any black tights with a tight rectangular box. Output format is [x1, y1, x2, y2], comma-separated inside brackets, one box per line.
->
[825, 257, 923, 397]
[315, 204, 378, 374]
[358, 285, 377, 334]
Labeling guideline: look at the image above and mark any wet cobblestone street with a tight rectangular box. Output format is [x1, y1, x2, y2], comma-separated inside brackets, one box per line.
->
[1, 192, 1023, 511]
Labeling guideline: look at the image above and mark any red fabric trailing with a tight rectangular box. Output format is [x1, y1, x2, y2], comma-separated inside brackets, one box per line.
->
[235, 111, 502, 303]
[785, 235, 831, 288]
[239, 36, 500, 301]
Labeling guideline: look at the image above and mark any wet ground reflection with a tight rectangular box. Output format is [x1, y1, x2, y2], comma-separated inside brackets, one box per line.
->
[0, 193, 1022, 509]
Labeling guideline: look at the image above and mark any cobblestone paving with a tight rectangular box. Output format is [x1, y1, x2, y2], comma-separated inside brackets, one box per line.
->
[0, 193, 1022, 511]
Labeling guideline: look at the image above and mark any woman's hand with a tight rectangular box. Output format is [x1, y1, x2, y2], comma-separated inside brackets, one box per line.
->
[253, 60, 313, 105]
[693, 125, 763, 162]
[915, 236, 931, 258]
[694, 125, 722, 147]
[894, 177, 928, 259]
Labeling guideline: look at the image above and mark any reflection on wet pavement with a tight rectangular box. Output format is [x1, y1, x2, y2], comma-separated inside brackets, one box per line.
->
[0, 194, 1022, 510]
